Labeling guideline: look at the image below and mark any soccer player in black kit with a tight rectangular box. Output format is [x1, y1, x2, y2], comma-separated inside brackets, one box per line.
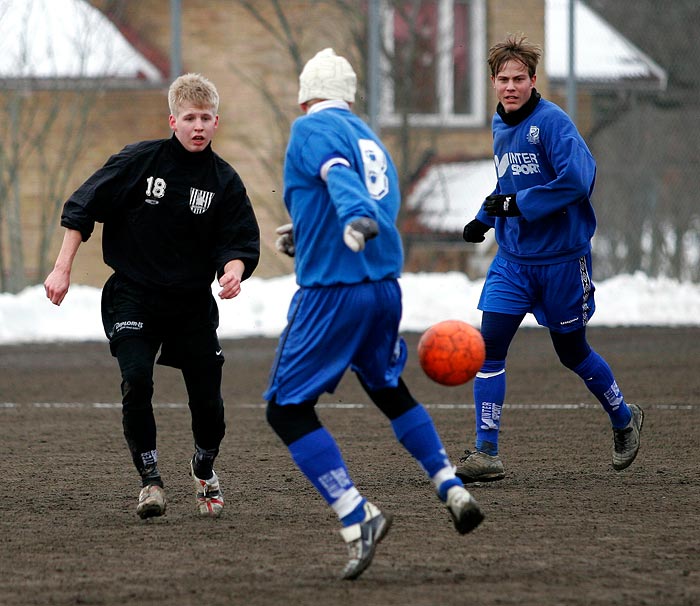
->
[45, 73, 260, 519]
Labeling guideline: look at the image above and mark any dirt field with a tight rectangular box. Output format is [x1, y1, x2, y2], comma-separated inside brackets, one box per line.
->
[1, 327, 698, 606]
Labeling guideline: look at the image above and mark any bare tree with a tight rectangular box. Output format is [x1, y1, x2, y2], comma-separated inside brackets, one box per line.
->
[35, 83, 99, 281]
[0, 80, 103, 293]
[584, 0, 700, 281]
[0, 0, 152, 292]
[231, 0, 445, 229]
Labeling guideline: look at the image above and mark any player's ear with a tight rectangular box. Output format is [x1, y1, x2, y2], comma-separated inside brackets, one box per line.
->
[168, 114, 177, 131]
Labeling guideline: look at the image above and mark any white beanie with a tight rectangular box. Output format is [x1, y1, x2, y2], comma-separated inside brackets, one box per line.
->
[298, 48, 357, 105]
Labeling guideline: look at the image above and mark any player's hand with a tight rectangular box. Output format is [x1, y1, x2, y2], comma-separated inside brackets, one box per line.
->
[343, 218, 379, 252]
[462, 219, 491, 243]
[483, 193, 520, 217]
[218, 268, 242, 299]
[275, 223, 295, 257]
[44, 269, 71, 306]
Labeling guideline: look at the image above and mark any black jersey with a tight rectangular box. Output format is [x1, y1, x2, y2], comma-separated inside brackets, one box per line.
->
[61, 136, 260, 291]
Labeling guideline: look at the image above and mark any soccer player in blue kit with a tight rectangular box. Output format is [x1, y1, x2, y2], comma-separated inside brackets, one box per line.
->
[459, 34, 644, 482]
[265, 48, 484, 580]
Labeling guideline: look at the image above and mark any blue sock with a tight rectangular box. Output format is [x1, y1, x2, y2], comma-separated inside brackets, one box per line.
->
[573, 350, 631, 428]
[288, 427, 360, 507]
[473, 359, 506, 454]
[340, 500, 368, 526]
[391, 404, 462, 501]
[391, 404, 450, 476]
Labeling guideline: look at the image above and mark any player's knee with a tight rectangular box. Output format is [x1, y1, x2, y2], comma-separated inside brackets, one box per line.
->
[550, 328, 591, 369]
[480, 358, 505, 374]
[266, 398, 322, 446]
[361, 377, 417, 420]
[121, 371, 153, 406]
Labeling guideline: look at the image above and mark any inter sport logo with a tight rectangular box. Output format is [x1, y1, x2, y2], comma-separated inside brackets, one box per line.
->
[494, 151, 541, 177]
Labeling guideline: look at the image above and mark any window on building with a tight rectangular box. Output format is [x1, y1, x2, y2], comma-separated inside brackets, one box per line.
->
[381, 0, 486, 127]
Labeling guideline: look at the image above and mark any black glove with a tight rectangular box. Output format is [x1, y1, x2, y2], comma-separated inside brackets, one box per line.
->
[483, 193, 520, 217]
[462, 219, 490, 243]
[275, 223, 295, 257]
[343, 218, 379, 252]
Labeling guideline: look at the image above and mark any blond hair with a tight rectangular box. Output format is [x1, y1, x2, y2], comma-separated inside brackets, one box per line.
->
[168, 73, 219, 116]
[488, 33, 542, 78]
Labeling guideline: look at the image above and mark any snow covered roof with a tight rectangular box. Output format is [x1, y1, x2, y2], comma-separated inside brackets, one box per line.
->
[406, 159, 495, 234]
[0, 0, 664, 92]
[545, 0, 667, 90]
[0, 0, 163, 82]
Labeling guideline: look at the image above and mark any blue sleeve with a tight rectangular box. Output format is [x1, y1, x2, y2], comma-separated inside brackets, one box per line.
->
[516, 118, 596, 222]
[325, 163, 378, 226]
[294, 116, 381, 227]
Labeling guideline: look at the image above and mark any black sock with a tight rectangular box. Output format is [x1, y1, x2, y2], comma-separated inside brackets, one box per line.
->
[192, 446, 217, 480]
[141, 464, 164, 488]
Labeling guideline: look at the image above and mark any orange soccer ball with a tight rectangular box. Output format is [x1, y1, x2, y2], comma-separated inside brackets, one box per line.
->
[417, 320, 486, 386]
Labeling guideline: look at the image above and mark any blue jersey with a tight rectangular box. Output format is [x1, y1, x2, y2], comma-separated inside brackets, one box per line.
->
[476, 98, 597, 265]
[283, 101, 403, 286]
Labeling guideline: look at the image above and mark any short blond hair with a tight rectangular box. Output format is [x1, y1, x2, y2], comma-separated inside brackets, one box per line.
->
[488, 33, 542, 78]
[168, 73, 219, 116]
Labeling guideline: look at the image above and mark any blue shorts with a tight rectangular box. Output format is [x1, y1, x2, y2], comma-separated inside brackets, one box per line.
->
[478, 254, 596, 333]
[263, 279, 408, 405]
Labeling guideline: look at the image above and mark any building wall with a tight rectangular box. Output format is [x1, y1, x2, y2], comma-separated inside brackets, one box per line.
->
[18, 0, 547, 288]
[2, 87, 167, 288]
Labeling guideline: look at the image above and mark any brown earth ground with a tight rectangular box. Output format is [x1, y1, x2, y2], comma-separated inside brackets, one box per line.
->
[1, 327, 698, 606]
